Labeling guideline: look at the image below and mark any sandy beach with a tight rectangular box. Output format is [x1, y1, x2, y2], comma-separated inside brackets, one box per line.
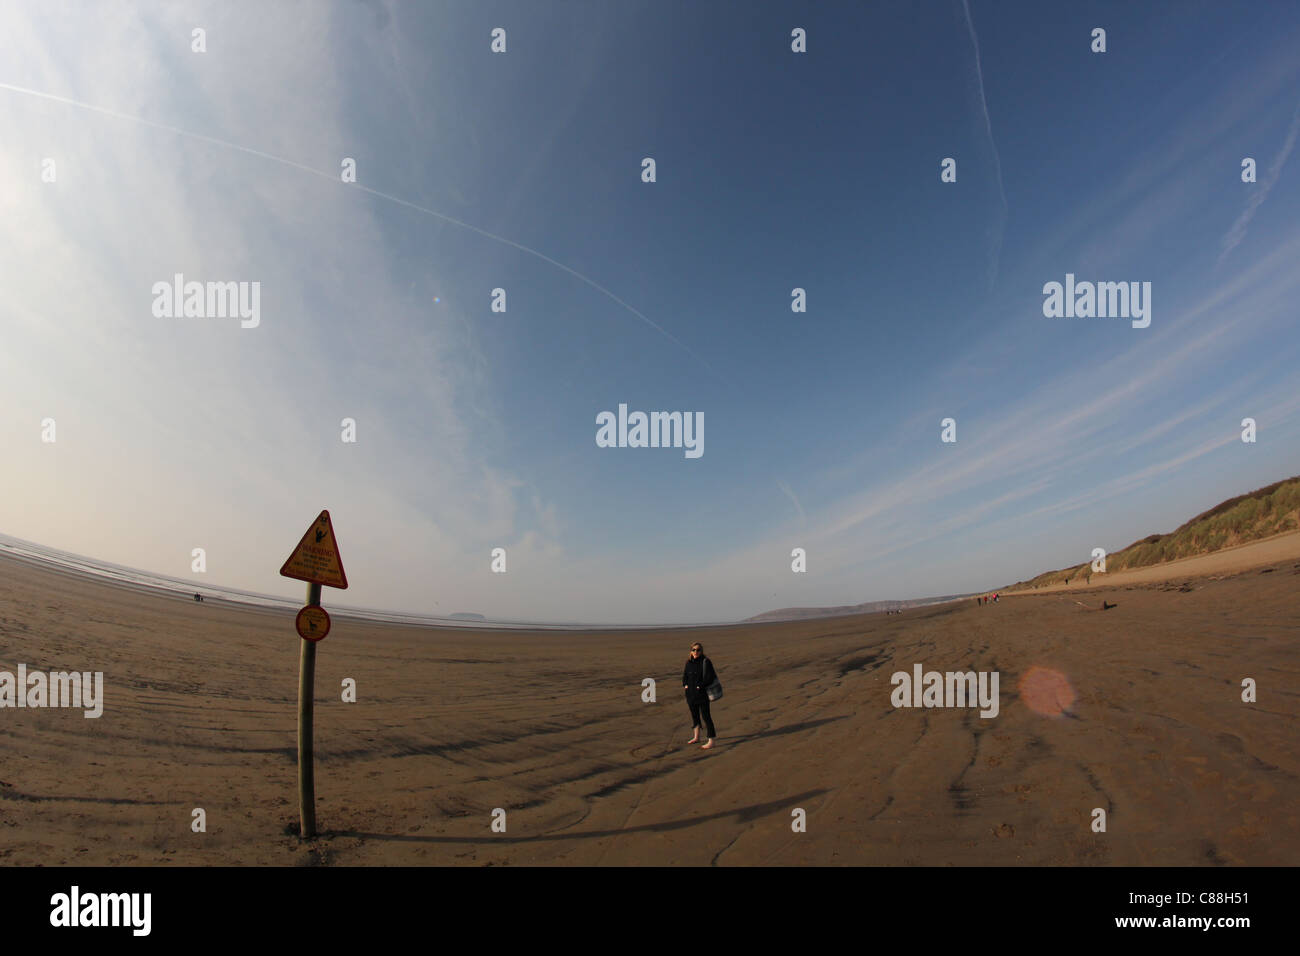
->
[1, 537, 1297, 867]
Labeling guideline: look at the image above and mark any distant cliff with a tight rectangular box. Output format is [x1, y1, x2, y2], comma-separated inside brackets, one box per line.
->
[745, 594, 973, 624]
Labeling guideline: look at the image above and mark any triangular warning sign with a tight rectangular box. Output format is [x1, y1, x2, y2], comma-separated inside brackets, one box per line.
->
[279, 510, 349, 589]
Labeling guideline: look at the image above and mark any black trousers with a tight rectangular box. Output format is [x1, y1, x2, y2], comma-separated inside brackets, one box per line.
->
[687, 692, 716, 737]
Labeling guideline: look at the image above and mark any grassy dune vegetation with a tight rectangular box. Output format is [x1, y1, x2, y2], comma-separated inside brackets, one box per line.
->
[1010, 475, 1300, 589]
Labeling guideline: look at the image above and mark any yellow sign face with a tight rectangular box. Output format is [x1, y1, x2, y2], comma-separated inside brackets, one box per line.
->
[295, 605, 331, 641]
[280, 510, 349, 589]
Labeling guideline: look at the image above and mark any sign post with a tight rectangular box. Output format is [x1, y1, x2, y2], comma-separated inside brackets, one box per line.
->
[279, 510, 349, 839]
[297, 582, 321, 838]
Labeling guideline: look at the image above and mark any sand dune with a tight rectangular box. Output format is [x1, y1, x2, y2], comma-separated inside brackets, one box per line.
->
[1, 548, 1297, 866]
[1009, 530, 1300, 594]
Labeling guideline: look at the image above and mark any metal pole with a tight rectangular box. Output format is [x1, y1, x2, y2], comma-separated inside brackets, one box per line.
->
[298, 581, 321, 838]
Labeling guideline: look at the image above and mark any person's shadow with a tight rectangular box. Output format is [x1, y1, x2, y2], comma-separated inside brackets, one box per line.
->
[720, 715, 849, 748]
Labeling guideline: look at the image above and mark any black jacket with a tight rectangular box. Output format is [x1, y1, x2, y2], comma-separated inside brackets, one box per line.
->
[682, 655, 715, 698]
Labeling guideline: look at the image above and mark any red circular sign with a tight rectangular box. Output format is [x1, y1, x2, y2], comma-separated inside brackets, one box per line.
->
[295, 605, 331, 642]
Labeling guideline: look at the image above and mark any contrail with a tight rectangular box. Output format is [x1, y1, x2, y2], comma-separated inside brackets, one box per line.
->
[0, 80, 722, 379]
[960, 0, 1008, 290]
[1217, 97, 1300, 268]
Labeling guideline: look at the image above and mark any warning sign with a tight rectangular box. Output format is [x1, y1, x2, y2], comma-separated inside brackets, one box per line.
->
[295, 605, 331, 642]
[280, 510, 349, 588]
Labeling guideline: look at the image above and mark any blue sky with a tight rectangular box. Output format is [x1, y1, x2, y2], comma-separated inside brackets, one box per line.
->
[2, 0, 1298, 623]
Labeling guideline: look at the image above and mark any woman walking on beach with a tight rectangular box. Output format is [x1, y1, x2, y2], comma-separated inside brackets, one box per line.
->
[683, 642, 717, 749]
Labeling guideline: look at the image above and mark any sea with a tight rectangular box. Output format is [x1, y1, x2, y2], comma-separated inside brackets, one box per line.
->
[0, 532, 715, 630]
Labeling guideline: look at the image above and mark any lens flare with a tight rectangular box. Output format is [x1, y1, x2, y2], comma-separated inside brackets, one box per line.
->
[1018, 666, 1075, 717]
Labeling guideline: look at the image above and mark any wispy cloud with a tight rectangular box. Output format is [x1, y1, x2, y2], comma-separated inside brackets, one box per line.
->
[1218, 98, 1300, 266]
[0, 79, 719, 379]
[776, 479, 806, 527]
[756, 228, 1300, 596]
[0, 4, 559, 617]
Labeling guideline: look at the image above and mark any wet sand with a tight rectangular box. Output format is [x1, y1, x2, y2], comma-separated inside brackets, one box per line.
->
[1, 545, 1297, 866]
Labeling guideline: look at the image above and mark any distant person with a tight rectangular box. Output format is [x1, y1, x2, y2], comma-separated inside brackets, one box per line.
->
[194, 593, 202, 603]
[682, 642, 717, 749]
[993, 593, 999, 603]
